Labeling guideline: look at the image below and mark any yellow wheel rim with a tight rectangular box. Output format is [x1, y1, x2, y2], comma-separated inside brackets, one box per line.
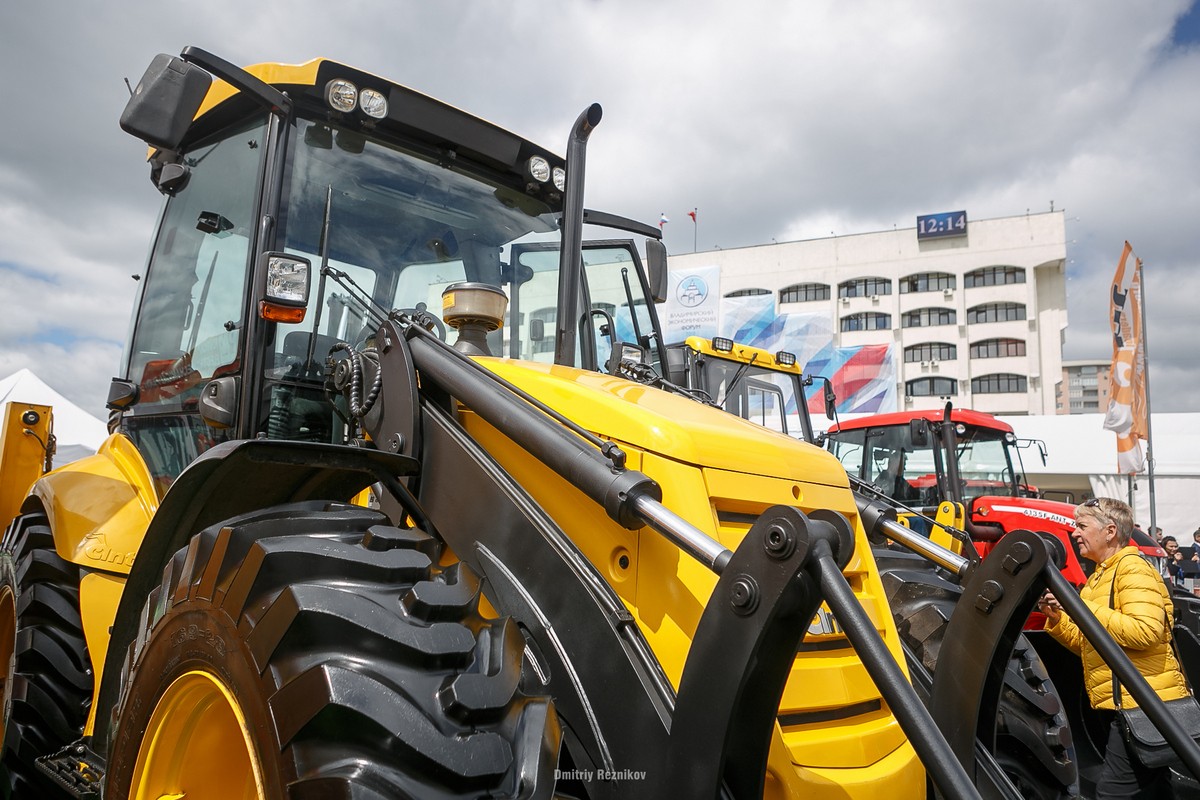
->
[129, 669, 266, 800]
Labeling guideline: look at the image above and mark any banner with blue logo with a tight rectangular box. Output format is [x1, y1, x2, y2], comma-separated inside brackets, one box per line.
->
[662, 265, 721, 341]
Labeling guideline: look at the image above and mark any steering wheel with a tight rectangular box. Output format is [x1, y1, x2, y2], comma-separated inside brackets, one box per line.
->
[395, 305, 448, 342]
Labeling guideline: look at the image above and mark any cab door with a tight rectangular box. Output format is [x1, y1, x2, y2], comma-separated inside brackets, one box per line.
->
[114, 116, 269, 495]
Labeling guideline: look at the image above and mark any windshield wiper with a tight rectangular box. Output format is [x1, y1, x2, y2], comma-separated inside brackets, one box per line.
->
[719, 353, 758, 407]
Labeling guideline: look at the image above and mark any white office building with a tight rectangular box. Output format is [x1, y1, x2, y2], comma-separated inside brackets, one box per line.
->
[666, 211, 1068, 415]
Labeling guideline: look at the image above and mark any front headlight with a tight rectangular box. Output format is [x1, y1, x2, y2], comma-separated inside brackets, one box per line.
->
[526, 155, 551, 183]
[326, 79, 358, 112]
[259, 253, 312, 325]
[359, 88, 388, 119]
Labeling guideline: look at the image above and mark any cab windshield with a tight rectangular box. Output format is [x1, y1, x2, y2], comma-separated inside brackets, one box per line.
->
[954, 427, 1021, 501]
[264, 117, 659, 441]
[696, 356, 804, 436]
[274, 118, 559, 366]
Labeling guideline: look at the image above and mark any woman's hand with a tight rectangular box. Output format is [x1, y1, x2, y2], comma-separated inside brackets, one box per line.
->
[1038, 592, 1063, 625]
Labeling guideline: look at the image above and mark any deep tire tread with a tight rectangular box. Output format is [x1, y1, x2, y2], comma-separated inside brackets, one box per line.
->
[0, 513, 91, 798]
[108, 501, 558, 800]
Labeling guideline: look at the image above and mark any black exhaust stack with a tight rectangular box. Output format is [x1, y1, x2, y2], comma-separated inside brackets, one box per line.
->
[554, 103, 603, 367]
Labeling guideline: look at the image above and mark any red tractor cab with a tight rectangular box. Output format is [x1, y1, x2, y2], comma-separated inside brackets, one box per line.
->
[824, 404, 1165, 588]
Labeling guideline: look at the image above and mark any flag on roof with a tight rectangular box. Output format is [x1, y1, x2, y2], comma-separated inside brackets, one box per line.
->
[659, 213, 669, 229]
[688, 209, 697, 222]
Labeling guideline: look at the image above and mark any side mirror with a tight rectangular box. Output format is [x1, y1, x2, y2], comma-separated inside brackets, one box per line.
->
[120, 54, 212, 152]
[529, 318, 545, 342]
[909, 418, 930, 448]
[199, 376, 239, 429]
[106, 378, 139, 411]
[822, 379, 837, 420]
[606, 341, 649, 375]
[646, 238, 668, 303]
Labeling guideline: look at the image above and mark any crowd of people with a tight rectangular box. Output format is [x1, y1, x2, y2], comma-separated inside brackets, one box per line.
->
[1153, 525, 1200, 588]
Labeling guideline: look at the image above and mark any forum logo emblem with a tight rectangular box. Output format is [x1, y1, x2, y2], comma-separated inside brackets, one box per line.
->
[677, 276, 708, 308]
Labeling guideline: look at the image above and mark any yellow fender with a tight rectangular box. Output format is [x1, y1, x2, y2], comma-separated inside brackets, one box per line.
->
[30, 434, 158, 574]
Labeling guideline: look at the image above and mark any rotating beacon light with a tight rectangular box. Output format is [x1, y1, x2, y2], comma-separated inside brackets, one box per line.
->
[441, 282, 508, 356]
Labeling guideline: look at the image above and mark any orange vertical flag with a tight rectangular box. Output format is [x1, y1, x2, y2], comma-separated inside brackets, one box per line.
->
[1101, 241, 1147, 474]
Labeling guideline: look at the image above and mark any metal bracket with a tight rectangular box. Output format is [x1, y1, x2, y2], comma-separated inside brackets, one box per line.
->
[659, 505, 826, 798]
[930, 529, 1051, 778]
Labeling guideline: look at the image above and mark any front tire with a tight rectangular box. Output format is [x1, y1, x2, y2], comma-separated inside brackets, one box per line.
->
[0, 512, 91, 799]
[105, 501, 559, 800]
[874, 546, 1078, 799]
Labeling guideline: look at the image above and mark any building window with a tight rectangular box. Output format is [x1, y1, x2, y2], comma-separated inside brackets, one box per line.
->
[838, 277, 892, 298]
[724, 288, 770, 297]
[964, 266, 1026, 288]
[840, 312, 891, 332]
[902, 307, 956, 328]
[907, 377, 958, 397]
[779, 282, 830, 303]
[904, 342, 957, 363]
[969, 338, 1026, 358]
[899, 272, 955, 293]
[967, 302, 1026, 324]
[971, 373, 1028, 394]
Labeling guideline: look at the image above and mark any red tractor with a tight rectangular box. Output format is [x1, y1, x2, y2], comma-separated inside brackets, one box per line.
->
[823, 404, 1166, 586]
[823, 403, 1188, 796]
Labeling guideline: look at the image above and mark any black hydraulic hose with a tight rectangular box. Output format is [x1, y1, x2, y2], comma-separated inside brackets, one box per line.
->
[1042, 566, 1200, 778]
[331, 344, 382, 418]
[811, 538, 981, 800]
[554, 103, 603, 368]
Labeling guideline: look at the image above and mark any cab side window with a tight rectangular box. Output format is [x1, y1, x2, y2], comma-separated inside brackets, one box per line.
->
[121, 116, 267, 492]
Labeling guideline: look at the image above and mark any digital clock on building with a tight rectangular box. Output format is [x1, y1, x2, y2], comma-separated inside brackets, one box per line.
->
[916, 210, 968, 240]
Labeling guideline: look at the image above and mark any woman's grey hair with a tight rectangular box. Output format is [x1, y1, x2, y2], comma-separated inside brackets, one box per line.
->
[1076, 497, 1135, 545]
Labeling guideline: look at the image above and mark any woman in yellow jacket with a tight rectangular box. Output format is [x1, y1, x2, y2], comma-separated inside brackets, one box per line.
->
[1040, 497, 1189, 798]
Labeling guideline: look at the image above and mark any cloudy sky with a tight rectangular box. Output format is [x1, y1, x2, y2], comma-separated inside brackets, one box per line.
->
[2, 1, 1198, 420]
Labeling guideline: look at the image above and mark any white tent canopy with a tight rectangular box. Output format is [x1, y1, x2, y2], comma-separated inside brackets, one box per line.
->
[999, 412, 1200, 540]
[0, 369, 108, 463]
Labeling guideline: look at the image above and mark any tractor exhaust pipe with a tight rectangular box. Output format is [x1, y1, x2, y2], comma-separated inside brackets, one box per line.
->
[554, 103, 603, 367]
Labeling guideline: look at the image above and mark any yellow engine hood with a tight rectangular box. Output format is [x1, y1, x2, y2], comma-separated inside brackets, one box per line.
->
[477, 358, 849, 486]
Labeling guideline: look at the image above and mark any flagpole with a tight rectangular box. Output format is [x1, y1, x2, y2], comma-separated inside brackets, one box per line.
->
[1137, 257, 1157, 536]
[692, 207, 697, 253]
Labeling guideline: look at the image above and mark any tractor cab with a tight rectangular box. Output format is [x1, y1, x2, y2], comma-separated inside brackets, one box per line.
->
[826, 405, 1166, 583]
[663, 337, 820, 440]
[110, 49, 667, 495]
